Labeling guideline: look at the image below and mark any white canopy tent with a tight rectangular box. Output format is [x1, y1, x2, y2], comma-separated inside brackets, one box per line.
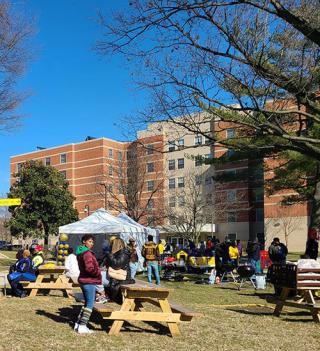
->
[58, 208, 147, 267]
[117, 212, 159, 242]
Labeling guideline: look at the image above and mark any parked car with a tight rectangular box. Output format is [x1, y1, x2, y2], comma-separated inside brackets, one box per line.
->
[0, 241, 7, 249]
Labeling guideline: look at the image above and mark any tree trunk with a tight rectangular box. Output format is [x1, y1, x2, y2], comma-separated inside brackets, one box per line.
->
[310, 167, 320, 230]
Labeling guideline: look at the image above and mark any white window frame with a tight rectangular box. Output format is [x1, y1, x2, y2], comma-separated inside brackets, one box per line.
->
[60, 153, 67, 164]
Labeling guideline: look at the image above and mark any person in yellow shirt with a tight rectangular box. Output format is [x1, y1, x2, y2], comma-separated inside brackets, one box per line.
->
[228, 241, 239, 267]
[157, 240, 165, 261]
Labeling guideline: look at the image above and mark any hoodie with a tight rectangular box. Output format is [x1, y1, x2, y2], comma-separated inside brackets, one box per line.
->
[76, 245, 101, 285]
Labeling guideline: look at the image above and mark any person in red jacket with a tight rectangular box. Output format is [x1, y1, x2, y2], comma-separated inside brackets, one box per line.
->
[74, 234, 101, 334]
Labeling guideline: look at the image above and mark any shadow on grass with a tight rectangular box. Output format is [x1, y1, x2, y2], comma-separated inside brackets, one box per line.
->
[36, 306, 171, 335]
[227, 306, 314, 323]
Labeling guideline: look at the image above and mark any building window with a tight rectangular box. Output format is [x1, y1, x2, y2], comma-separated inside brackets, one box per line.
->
[168, 141, 175, 152]
[195, 157, 202, 167]
[178, 177, 185, 188]
[177, 138, 184, 149]
[108, 165, 113, 176]
[147, 162, 154, 173]
[118, 151, 122, 160]
[108, 184, 113, 192]
[147, 216, 155, 226]
[147, 180, 155, 191]
[227, 128, 236, 138]
[204, 135, 211, 145]
[147, 199, 154, 209]
[195, 175, 202, 185]
[108, 149, 113, 159]
[227, 190, 236, 202]
[256, 208, 264, 222]
[177, 158, 184, 169]
[227, 233, 237, 241]
[146, 145, 154, 155]
[169, 196, 176, 207]
[178, 196, 185, 207]
[195, 135, 202, 145]
[226, 149, 235, 158]
[168, 159, 175, 171]
[227, 212, 236, 223]
[45, 157, 51, 166]
[169, 178, 175, 189]
[60, 153, 67, 164]
[60, 170, 67, 179]
[17, 163, 23, 172]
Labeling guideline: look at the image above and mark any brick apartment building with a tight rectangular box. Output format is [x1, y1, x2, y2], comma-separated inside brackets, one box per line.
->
[10, 112, 309, 251]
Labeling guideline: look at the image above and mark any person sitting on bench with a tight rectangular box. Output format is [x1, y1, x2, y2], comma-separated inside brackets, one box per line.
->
[7, 249, 36, 298]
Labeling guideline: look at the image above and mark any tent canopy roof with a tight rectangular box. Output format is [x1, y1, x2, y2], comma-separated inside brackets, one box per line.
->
[59, 208, 145, 234]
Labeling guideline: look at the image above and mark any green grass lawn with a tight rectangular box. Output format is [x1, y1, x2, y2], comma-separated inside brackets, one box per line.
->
[1, 277, 320, 351]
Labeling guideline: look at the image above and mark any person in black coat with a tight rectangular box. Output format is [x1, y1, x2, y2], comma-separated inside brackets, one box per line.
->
[305, 238, 319, 259]
[104, 238, 134, 304]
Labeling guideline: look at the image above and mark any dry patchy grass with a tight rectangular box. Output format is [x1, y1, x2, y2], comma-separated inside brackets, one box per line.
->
[0, 281, 320, 351]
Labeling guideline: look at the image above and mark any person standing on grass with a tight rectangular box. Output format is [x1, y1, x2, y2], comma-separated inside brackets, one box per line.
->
[268, 237, 288, 264]
[142, 234, 161, 285]
[128, 238, 139, 279]
[75, 234, 101, 334]
[246, 239, 261, 273]
[229, 241, 240, 267]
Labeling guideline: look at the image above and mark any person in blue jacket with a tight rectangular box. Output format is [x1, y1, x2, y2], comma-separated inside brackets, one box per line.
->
[7, 249, 36, 298]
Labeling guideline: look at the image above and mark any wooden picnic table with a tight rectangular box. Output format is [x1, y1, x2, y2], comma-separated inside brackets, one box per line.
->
[271, 264, 320, 322]
[74, 279, 201, 337]
[22, 266, 73, 298]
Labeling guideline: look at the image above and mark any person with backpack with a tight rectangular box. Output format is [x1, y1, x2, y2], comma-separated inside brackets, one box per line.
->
[142, 235, 161, 285]
[268, 237, 288, 264]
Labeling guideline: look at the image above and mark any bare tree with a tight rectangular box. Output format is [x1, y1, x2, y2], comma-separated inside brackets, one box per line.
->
[94, 142, 165, 226]
[97, 1, 320, 158]
[0, 2, 33, 132]
[265, 205, 302, 248]
[96, 0, 320, 231]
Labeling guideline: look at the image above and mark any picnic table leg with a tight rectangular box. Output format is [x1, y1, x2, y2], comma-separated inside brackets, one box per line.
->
[58, 275, 73, 298]
[303, 290, 320, 323]
[29, 275, 44, 297]
[273, 287, 289, 317]
[158, 298, 181, 337]
[108, 298, 135, 336]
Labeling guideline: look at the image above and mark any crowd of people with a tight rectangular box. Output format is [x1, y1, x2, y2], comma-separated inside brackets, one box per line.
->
[7, 231, 320, 333]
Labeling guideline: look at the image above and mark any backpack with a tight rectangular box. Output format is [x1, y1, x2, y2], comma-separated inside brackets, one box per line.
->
[144, 243, 157, 261]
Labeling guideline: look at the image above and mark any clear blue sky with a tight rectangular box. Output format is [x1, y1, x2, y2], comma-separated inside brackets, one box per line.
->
[0, 1, 144, 195]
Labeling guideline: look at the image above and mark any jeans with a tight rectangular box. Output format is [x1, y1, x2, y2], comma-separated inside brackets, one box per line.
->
[81, 284, 96, 309]
[147, 261, 160, 285]
[95, 271, 110, 293]
[130, 262, 138, 279]
[8, 272, 36, 297]
[249, 259, 261, 274]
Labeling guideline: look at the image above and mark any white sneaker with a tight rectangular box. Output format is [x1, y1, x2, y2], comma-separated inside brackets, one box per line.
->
[77, 324, 93, 334]
[74, 323, 79, 331]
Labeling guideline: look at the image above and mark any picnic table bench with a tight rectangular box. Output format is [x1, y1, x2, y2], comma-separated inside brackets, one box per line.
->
[271, 263, 320, 322]
[21, 266, 74, 298]
[74, 279, 201, 337]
